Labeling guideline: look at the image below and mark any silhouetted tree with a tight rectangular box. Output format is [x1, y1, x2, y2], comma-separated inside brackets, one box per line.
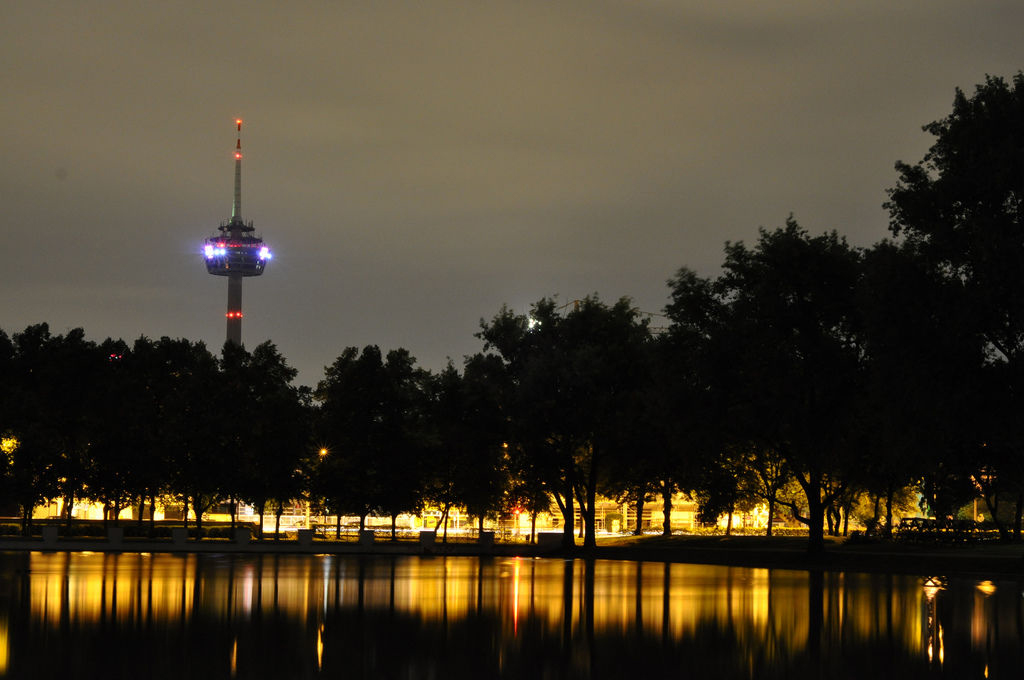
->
[225, 341, 311, 539]
[700, 220, 863, 553]
[886, 73, 1024, 539]
[158, 338, 222, 537]
[480, 296, 650, 549]
[316, 346, 428, 538]
[6, 325, 88, 534]
[425, 355, 509, 540]
[856, 241, 982, 535]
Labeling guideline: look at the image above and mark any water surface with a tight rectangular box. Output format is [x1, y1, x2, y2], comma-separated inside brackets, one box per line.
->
[0, 552, 1019, 678]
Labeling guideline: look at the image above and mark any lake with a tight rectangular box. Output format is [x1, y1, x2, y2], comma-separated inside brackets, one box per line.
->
[0, 551, 1019, 678]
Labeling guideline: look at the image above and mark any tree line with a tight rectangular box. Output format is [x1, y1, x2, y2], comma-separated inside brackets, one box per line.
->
[2, 74, 1023, 553]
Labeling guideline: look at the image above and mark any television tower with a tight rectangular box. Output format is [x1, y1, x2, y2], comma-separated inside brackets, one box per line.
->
[203, 119, 272, 346]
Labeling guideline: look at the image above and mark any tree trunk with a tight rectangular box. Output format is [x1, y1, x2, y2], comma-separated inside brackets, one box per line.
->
[335, 513, 341, 540]
[725, 502, 734, 536]
[478, 514, 485, 535]
[274, 504, 282, 540]
[582, 444, 599, 550]
[766, 496, 776, 538]
[1014, 493, 1023, 542]
[390, 513, 398, 541]
[661, 481, 673, 537]
[868, 493, 881, 537]
[804, 479, 825, 555]
[137, 496, 146, 527]
[192, 497, 203, 540]
[633, 494, 645, 536]
[983, 492, 1008, 540]
[63, 493, 74, 531]
[884, 488, 895, 539]
[148, 494, 157, 538]
[435, 502, 450, 542]
[230, 496, 237, 530]
[530, 510, 537, 544]
[257, 501, 266, 539]
[554, 483, 574, 550]
[841, 501, 850, 537]
[359, 513, 366, 532]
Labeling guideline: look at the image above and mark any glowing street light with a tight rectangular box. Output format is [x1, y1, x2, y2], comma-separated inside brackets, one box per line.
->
[0, 437, 18, 455]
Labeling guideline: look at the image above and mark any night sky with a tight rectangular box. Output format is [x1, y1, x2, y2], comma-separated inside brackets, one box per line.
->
[2, 2, 1022, 387]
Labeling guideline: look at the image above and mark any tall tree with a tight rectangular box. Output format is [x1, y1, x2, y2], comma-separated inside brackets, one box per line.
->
[157, 338, 222, 537]
[225, 341, 311, 539]
[316, 346, 428, 538]
[425, 355, 508, 540]
[686, 220, 864, 553]
[83, 338, 140, 526]
[857, 241, 981, 535]
[5, 324, 92, 534]
[886, 73, 1024, 537]
[480, 296, 650, 550]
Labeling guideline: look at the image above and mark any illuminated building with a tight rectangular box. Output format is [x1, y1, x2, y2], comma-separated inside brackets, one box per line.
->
[203, 119, 272, 346]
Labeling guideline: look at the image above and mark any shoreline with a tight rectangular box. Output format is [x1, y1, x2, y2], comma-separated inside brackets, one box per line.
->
[3, 534, 1023, 578]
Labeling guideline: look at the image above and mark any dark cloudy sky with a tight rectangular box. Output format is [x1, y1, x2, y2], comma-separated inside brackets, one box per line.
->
[2, 2, 1022, 387]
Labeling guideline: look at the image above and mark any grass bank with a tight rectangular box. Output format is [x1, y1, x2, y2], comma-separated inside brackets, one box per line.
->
[582, 534, 1024, 578]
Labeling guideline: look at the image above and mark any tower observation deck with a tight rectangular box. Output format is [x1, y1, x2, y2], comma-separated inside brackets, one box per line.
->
[203, 119, 272, 346]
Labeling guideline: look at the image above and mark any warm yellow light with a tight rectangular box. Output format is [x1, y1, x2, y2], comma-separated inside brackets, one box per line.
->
[319, 448, 328, 458]
[922, 576, 945, 601]
[0, 618, 8, 675]
[317, 624, 324, 669]
[0, 437, 18, 455]
[976, 580, 997, 596]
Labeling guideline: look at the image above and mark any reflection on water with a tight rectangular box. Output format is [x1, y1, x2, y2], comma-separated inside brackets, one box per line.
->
[0, 552, 1020, 678]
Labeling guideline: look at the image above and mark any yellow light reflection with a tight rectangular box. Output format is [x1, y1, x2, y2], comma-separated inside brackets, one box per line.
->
[0, 616, 8, 675]
[939, 625, 944, 666]
[512, 558, 520, 634]
[17, 551, 995, 678]
[317, 624, 324, 670]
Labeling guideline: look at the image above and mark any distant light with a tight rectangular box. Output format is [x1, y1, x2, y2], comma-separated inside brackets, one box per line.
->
[204, 244, 214, 258]
[259, 246, 271, 260]
[235, 152, 242, 160]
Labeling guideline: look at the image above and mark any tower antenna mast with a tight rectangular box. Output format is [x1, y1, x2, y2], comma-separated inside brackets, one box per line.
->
[232, 118, 242, 221]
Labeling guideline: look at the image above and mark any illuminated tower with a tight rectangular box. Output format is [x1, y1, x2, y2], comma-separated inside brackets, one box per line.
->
[203, 119, 272, 346]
